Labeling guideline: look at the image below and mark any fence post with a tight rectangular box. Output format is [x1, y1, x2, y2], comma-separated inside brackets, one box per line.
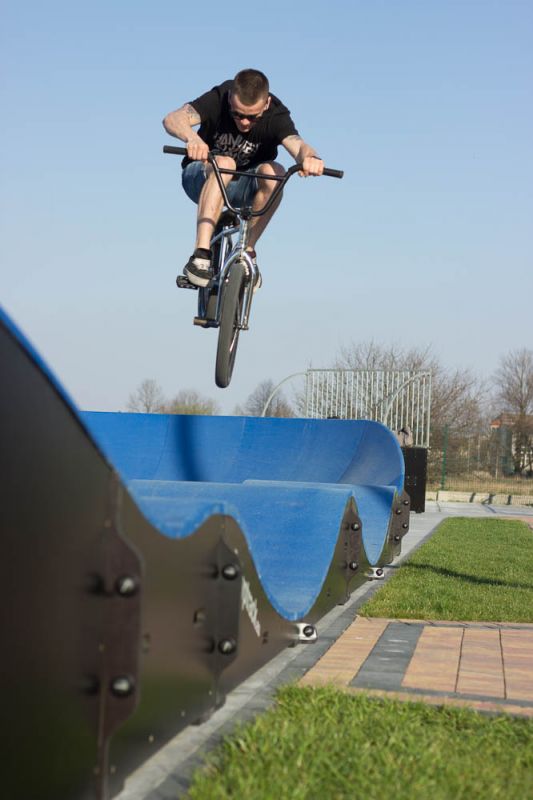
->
[440, 425, 449, 490]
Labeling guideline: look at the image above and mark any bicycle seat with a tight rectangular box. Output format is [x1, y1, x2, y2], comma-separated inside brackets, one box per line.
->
[217, 209, 239, 229]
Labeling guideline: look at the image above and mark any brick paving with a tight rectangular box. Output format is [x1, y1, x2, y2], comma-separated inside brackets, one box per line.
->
[300, 616, 533, 717]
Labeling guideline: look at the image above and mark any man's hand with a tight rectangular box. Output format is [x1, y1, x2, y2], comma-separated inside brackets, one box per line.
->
[299, 155, 324, 177]
[186, 136, 209, 162]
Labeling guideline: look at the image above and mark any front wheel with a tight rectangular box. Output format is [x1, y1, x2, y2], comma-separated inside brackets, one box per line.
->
[215, 261, 246, 388]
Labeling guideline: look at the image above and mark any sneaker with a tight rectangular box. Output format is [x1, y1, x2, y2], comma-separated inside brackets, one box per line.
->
[183, 248, 213, 288]
[246, 249, 262, 292]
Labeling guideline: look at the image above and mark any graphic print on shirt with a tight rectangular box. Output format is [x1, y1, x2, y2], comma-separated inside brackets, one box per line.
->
[213, 132, 260, 167]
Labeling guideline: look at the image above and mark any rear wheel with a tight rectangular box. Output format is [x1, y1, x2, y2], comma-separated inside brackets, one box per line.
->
[215, 261, 246, 388]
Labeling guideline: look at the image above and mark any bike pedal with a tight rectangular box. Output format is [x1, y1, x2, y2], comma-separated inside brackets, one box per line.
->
[176, 275, 198, 290]
[193, 317, 218, 328]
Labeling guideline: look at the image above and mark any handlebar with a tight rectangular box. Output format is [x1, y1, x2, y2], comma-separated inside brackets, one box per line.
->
[163, 145, 343, 218]
[163, 145, 343, 178]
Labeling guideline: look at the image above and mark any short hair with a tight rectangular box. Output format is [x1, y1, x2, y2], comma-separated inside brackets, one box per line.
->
[233, 69, 269, 105]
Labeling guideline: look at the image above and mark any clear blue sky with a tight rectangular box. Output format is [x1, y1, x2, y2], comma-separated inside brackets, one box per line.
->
[2, 1, 532, 413]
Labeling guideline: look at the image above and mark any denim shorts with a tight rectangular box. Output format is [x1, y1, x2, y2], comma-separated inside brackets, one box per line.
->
[181, 160, 259, 208]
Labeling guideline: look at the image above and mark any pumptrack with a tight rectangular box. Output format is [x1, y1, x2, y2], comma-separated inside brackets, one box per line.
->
[0, 304, 410, 800]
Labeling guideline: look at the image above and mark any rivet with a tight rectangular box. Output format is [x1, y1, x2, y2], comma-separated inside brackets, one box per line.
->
[303, 625, 315, 638]
[148, 735, 155, 743]
[110, 675, 135, 697]
[116, 575, 139, 597]
[351, 523, 360, 531]
[403, 499, 410, 505]
[395, 508, 402, 515]
[402, 522, 409, 529]
[349, 561, 358, 571]
[394, 535, 401, 542]
[221, 564, 240, 580]
[218, 638, 237, 655]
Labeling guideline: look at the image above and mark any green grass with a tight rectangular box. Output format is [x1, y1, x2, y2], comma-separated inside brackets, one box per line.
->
[183, 519, 533, 798]
[186, 686, 533, 800]
[359, 518, 533, 622]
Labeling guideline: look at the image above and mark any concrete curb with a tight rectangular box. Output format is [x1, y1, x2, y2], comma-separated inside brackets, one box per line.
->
[426, 490, 533, 506]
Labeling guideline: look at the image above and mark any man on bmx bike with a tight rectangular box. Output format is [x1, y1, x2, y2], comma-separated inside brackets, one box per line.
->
[162, 68, 325, 289]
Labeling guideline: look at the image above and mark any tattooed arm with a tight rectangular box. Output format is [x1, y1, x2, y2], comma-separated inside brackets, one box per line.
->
[282, 134, 324, 176]
[162, 104, 209, 161]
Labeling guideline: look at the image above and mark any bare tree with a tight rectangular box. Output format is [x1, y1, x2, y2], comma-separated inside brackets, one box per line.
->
[335, 340, 434, 374]
[333, 340, 488, 435]
[493, 348, 533, 416]
[300, 340, 490, 487]
[162, 389, 220, 416]
[234, 379, 295, 418]
[492, 348, 533, 474]
[127, 379, 165, 413]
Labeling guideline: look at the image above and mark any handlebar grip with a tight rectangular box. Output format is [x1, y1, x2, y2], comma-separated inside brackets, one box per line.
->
[163, 145, 188, 155]
[323, 168, 344, 179]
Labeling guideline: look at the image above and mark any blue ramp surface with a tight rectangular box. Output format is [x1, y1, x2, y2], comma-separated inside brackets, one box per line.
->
[83, 411, 406, 612]
[82, 411, 404, 489]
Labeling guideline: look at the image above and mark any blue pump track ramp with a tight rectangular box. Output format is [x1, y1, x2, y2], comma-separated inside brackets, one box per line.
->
[0, 303, 410, 800]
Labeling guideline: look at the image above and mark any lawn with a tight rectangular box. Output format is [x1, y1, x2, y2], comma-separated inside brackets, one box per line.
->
[185, 518, 533, 799]
[359, 518, 533, 622]
[187, 686, 533, 800]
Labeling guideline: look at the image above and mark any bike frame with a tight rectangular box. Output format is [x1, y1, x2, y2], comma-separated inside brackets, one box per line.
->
[211, 219, 254, 330]
[206, 157, 300, 332]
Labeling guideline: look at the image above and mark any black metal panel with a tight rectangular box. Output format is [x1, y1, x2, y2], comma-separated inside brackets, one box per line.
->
[389, 490, 412, 559]
[106, 504, 228, 791]
[402, 447, 428, 513]
[379, 491, 411, 565]
[0, 326, 142, 800]
[307, 498, 368, 620]
[201, 515, 297, 703]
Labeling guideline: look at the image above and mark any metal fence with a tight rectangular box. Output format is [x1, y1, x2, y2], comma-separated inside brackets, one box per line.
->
[304, 369, 432, 448]
[428, 425, 533, 501]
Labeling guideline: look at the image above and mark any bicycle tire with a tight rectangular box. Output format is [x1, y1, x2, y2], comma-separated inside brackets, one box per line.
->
[215, 261, 246, 388]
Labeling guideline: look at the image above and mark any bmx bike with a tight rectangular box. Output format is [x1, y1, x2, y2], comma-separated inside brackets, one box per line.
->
[164, 145, 343, 388]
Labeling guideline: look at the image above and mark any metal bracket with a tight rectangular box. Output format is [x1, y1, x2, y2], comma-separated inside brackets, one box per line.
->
[366, 567, 385, 580]
[296, 623, 318, 643]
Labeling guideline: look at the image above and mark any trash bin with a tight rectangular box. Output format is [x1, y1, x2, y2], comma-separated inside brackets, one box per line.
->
[401, 447, 427, 513]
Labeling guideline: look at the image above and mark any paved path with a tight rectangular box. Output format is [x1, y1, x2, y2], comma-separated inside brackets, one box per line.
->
[300, 617, 533, 718]
[117, 502, 533, 799]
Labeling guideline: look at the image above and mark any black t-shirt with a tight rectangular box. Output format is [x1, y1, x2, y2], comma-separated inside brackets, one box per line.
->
[184, 79, 298, 169]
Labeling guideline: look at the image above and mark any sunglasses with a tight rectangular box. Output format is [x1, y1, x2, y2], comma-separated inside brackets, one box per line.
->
[230, 108, 262, 121]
